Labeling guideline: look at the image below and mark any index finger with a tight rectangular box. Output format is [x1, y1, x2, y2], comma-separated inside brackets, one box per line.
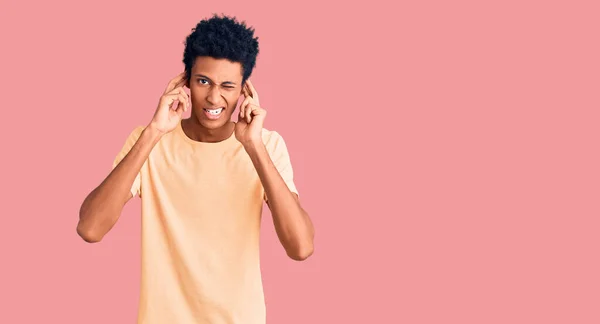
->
[246, 79, 257, 98]
[243, 83, 251, 97]
[164, 72, 187, 94]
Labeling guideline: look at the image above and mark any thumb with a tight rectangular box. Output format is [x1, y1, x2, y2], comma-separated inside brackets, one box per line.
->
[237, 109, 246, 123]
[175, 103, 185, 117]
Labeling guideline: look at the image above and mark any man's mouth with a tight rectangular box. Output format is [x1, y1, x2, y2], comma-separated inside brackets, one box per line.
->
[203, 107, 225, 119]
[204, 107, 224, 114]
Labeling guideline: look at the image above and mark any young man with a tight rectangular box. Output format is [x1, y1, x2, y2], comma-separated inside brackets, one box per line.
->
[76, 15, 314, 324]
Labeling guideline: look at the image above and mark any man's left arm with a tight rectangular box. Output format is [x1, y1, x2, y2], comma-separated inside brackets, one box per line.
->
[244, 139, 314, 261]
[237, 79, 314, 261]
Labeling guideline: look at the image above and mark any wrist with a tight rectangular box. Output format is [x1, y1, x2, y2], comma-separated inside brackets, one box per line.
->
[143, 124, 165, 143]
[242, 137, 265, 153]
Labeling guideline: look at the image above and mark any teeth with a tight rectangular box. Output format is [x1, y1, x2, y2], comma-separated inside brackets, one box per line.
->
[206, 108, 223, 115]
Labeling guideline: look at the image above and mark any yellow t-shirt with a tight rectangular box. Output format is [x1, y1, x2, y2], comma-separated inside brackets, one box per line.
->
[112, 121, 298, 324]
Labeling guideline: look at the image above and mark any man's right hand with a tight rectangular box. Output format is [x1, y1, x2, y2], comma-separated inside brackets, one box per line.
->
[148, 72, 190, 135]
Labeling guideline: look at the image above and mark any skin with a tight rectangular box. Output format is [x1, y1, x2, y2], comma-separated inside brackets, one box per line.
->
[77, 56, 314, 261]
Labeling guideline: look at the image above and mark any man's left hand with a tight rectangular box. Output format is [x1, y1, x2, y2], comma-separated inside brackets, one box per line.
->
[235, 79, 266, 147]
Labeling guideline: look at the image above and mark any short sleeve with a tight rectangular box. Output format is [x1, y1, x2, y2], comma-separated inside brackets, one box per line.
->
[264, 131, 299, 202]
[112, 126, 145, 198]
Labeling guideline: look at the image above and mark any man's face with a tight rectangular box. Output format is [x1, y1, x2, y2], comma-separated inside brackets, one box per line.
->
[187, 56, 244, 129]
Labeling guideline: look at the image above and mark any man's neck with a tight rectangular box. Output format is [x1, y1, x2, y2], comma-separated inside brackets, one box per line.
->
[181, 117, 235, 143]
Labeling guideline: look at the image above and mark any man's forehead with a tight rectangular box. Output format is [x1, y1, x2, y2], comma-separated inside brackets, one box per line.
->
[192, 56, 243, 81]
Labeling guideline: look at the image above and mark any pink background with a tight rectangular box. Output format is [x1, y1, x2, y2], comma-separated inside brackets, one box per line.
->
[1, 0, 599, 323]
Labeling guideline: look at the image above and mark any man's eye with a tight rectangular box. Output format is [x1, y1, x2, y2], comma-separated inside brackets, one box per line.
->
[198, 79, 209, 85]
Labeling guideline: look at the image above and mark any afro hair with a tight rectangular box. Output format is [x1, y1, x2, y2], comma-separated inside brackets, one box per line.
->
[183, 14, 260, 84]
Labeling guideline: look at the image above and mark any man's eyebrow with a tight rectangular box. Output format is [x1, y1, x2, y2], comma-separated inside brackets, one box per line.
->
[193, 74, 237, 85]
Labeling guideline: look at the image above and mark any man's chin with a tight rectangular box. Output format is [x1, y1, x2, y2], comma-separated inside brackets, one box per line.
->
[197, 115, 232, 129]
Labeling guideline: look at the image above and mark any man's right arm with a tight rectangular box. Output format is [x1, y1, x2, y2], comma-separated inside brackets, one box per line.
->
[76, 126, 162, 243]
[76, 71, 190, 243]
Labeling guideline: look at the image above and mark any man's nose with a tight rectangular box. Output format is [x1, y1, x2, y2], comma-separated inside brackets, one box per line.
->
[206, 86, 222, 104]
